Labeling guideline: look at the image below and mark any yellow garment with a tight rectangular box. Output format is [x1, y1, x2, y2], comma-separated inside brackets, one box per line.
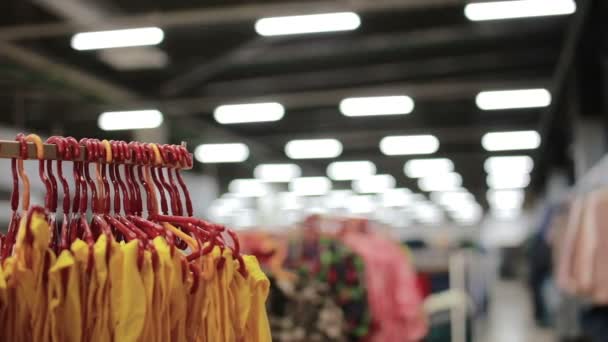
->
[169, 249, 187, 342]
[243, 255, 272, 342]
[0, 208, 274, 342]
[48, 250, 82, 342]
[0, 259, 14, 341]
[71, 239, 92, 340]
[138, 250, 156, 342]
[109, 240, 147, 342]
[218, 248, 236, 341]
[2, 257, 18, 341]
[231, 261, 253, 340]
[185, 262, 205, 342]
[205, 247, 223, 342]
[91, 234, 112, 342]
[153, 237, 173, 342]
[195, 248, 216, 342]
[12, 212, 55, 342]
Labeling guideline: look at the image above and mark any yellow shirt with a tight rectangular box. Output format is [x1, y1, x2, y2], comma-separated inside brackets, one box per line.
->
[91, 234, 112, 342]
[231, 260, 253, 340]
[71, 239, 92, 341]
[153, 237, 173, 342]
[12, 211, 55, 342]
[109, 240, 146, 342]
[169, 249, 187, 342]
[221, 249, 237, 342]
[138, 250, 156, 342]
[243, 255, 272, 342]
[48, 249, 82, 342]
[204, 247, 223, 342]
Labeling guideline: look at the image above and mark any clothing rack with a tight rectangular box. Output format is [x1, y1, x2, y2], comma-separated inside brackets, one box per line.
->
[0, 139, 193, 169]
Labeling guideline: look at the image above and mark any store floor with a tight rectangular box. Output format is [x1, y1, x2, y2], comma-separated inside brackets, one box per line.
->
[479, 280, 554, 342]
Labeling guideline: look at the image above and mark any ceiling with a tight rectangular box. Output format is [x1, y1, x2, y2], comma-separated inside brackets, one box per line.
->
[0, 0, 605, 206]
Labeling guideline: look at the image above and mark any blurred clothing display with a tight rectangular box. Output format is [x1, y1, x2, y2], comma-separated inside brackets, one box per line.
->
[557, 191, 608, 303]
[239, 215, 428, 341]
[268, 276, 349, 342]
[533, 185, 608, 342]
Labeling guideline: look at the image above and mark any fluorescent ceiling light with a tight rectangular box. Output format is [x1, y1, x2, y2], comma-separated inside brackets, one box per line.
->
[194, 143, 249, 163]
[491, 208, 522, 220]
[450, 203, 483, 222]
[418, 172, 462, 192]
[278, 192, 302, 210]
[214, 102, 285, 124]
[255, 12, 360, 36]
[476, 88, 551, 110]
[487, 189, 525, 210]
[346, 195, 376, 214]
[285, 139, 343, 159]
[98, 109, 163, 131]
[381, 188, 413, 207]
[324, 190, 354, 208]
[465, 0, 576, 21]
[254, 163, 301, 182]
[484, 156, 534, 174]
[414, 202, 444, 223]
[98, 47, 168, 70]
[353, 174, 396, 193]
[431, 191, 474, 207]
[404, 158, 454, 178]
[228, 179, 268, 197]
[290, 177, 332, 196]
[71, 27, 164, 50]
[327, 160, 376, 180]
[339, 96, 414, 117]
[482, 130, 541, 151]
[380, 135, 439, 156]
[487, 173, 530, 189]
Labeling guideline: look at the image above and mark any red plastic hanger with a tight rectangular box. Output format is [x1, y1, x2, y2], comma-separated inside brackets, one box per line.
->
[1, 134, 27, 259]
[47, 136, 70, 252]
[24, 134, 51, 245]
[176, 144, 194, 217]
[160, 144, 184, 216]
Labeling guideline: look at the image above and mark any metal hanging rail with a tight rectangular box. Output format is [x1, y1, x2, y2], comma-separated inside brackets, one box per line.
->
[0, 140, 193, 169]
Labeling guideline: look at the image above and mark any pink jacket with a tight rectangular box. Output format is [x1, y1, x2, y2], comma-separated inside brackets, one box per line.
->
[341, 232, 428, 342]
[557, 191, 608, 304]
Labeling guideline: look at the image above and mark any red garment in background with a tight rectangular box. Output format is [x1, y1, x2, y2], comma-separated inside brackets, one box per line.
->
[416, 273, 432, 299]
[341, 231, 428, 342]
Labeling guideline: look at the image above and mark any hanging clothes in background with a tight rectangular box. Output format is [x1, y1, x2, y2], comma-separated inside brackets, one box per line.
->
[239, 215, 427, 342]
[552, 187, 608, 342]
[527, 204, 559, 327]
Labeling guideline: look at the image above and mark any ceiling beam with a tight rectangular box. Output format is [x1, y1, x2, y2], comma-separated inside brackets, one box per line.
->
[0, 42, 137, 102]
[0, 0, 460, 41]
[162, 21, 560, 96]
[202, 49, 557, 96]
[160, 37, 270, 96]
[214, 22, 562, 69]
